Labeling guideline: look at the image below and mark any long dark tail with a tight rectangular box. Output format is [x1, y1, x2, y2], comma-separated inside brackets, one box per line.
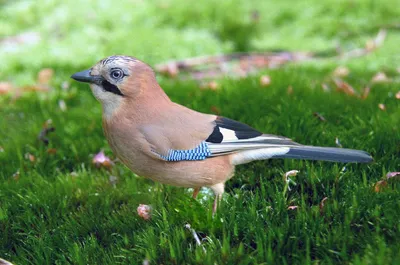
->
[275, 146, 373, 163]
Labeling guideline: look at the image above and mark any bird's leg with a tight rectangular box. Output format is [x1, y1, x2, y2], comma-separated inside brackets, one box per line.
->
[192, 187, 200, 199]
[210, 183, 224, 214]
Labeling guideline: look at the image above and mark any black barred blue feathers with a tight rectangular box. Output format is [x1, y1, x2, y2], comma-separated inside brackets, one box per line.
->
[159, 141, 211, 161]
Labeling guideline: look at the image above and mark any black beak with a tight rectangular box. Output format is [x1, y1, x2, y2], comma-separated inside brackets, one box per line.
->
[71, 69, 95, 83]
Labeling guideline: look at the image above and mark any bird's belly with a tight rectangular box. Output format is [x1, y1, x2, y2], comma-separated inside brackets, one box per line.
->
[119, 151, 234, 188]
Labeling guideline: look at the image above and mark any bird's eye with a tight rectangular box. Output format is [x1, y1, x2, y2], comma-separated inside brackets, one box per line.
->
[110, 69, 123, 80]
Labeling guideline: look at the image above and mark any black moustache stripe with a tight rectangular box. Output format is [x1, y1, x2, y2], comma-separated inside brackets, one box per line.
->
[101, 80, 124, 96]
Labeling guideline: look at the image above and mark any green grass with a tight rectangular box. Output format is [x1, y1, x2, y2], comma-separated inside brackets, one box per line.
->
[1, 0, 400, 264]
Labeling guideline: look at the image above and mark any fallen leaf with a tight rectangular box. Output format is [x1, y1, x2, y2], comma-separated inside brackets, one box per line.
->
[259, 75, 271, 87]
[58, 99, 67, 112]
[137, 204, 151, 220]
[386, 172, 400, 179]
[395, 91, 400, 99]
[333, 66, 349, 77]
[372, 72, 390, 83]
[287, 85, 293, 95]
[200, 81, 219, 90]
[361, 87, 371, 99]
[313, 112, 326, 122]
[24, 153, 36, 162]
[92, 150, 113, 168]
[46, 148, 57, 154]
[334, 79, 356, 96]
[288, 206, 298, 210]
[285, 170, 299, 178]
[378, 103, 386, 111]
[374, 180, 388, 192]
[0, 82, 13, 94]
[284, 170, 298, 191]
[319, 197, 328, 213]
[37, 68, 54, 85]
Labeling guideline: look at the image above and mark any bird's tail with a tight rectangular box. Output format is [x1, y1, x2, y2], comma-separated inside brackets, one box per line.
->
[231, 145, 373, 165]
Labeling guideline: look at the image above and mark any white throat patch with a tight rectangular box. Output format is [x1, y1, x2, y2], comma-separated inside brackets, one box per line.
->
[90, 84, 123, 119]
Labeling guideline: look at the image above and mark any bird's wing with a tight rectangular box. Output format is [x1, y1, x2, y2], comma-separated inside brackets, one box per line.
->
[139, 115, 372, 164]
[138, 115, 298, 162]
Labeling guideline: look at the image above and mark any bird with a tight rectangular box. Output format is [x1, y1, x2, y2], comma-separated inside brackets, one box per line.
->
[71, 55, 373, 213]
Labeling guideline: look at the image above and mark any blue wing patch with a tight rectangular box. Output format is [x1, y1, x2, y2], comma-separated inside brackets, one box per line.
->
[158, 141, 211, 161]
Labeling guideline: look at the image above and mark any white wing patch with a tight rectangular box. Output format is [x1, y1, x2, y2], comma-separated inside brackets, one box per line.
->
[221, 135, 286, 143]
[231, 147, 290, 165]
[219, 128, 238, 141]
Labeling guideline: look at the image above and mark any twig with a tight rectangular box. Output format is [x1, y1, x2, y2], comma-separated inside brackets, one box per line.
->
[184, 223, 206, 253]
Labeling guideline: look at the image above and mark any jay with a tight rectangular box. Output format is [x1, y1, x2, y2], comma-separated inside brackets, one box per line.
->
[71, 55, 373, 212]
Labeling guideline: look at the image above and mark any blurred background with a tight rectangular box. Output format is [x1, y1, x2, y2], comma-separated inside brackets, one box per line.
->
[1, 0, 399, 83]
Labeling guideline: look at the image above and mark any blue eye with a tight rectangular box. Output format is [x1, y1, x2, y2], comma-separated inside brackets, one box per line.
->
[110, 69, 123, 79]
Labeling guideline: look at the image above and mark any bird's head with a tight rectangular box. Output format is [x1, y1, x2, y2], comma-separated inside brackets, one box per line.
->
[71, 55, 162, 117]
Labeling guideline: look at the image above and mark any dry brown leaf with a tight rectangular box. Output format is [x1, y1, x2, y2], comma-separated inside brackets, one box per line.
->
[0, 82, 13, 94]
[386, 172, 400, 179]
[378, 103, 386, 111]
[374, 180, 388, 192]
[24, 153, 36, 162]
[334, 79, 356, 96]
[361, 87, 371, 99]
[259, 75, 271, 87]
[137, 204, 151, 220]
[37, 68, 54, 85]
[287, 85, 293, 95]
[200, 81, 219, 90]
[372, 72, 390, 83]
[395, 91, 400, 99]
[46, 148, 57, 154]
[319, 197, 328, 213]
[92, 150, 113, 169]
[333, 66, 350, 77]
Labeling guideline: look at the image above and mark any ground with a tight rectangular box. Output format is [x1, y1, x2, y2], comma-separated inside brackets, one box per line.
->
[0, 0, 400, 264]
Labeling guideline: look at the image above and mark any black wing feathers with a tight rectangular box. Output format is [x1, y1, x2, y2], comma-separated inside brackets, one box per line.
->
[206, 116, 262, 143]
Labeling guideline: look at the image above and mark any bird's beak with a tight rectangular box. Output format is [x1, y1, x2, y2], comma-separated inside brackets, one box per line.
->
[71, 69, 95, 83]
